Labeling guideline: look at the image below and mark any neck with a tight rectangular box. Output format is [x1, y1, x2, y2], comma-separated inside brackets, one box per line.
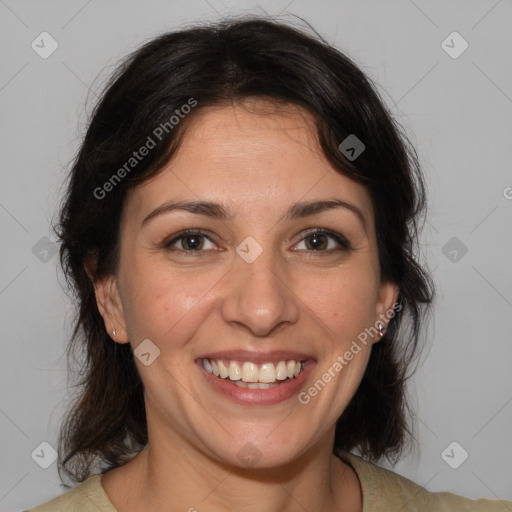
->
[109, 429, 362, 512]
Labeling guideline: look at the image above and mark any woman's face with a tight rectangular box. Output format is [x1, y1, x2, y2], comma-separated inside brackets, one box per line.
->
[95, 100, 398, 469]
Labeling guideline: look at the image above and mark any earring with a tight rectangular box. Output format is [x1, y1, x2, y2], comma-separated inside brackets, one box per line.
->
[112, 328, 116, 338]
[377, 323, 385, 338]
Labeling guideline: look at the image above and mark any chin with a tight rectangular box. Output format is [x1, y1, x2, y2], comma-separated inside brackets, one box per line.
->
[203, 430, 315, 471]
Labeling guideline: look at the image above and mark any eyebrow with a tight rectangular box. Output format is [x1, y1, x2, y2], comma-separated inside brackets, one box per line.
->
[141, 198, 367, 231]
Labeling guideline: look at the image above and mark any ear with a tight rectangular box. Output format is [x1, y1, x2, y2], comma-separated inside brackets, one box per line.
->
[85, 257, 129, 344]
[373, 281, 400, 342]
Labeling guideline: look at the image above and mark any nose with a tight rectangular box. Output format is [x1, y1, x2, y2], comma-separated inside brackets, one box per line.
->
[220, 247, 301, 337]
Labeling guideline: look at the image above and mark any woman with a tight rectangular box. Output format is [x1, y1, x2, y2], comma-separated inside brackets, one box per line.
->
[26, 16, 510, 512]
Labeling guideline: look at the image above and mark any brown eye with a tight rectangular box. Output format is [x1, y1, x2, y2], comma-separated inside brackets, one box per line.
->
[305, 233, 329, 250]
[163, 230, 216, 253]
[294, 229, 350, 252]
[179, 234, 204, 250]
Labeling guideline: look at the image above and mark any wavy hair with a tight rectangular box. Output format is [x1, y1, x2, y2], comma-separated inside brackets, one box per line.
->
[53, 15, 434, 486]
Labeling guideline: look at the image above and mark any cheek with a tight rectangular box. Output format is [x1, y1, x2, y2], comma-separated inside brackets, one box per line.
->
[300, 265, 379, 343]
[119, 254, 223, 344]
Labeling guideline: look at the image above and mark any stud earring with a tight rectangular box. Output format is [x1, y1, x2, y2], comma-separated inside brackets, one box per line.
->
[377, 323, 385, 338]
[112, 328, 116, 338]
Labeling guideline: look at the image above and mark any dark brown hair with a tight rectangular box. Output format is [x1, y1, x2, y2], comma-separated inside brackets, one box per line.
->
[53, 15, 434, 486]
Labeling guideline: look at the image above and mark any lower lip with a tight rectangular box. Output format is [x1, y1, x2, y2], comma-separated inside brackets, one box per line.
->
[196, 360, 315, 406]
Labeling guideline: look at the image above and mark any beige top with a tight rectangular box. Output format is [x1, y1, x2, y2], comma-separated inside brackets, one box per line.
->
[25, 451, 511, 511]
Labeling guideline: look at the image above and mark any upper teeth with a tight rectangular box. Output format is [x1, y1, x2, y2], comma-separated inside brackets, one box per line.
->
[202, 359, 304, 383]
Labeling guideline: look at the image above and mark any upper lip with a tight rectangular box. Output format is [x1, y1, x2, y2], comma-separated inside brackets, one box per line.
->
[196, 349, 316, 364]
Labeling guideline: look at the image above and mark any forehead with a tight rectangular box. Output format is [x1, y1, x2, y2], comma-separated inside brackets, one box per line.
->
[123, 100, 374, 225]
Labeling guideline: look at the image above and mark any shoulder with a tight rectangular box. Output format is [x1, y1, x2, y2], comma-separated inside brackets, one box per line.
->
[336, 450, 511, 512]
[24, 474, 116, 512]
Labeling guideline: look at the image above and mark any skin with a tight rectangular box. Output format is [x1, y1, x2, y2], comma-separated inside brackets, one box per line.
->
[91, 99, 399, 512]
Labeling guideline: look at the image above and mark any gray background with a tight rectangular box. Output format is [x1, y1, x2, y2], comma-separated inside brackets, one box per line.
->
[1, 0, 511, 510]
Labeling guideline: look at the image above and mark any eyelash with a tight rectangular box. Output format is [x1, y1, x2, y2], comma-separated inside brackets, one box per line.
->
[162, 228, 351, 256]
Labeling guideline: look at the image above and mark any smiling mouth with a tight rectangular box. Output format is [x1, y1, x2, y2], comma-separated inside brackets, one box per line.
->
[199, 358, 307, 389]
